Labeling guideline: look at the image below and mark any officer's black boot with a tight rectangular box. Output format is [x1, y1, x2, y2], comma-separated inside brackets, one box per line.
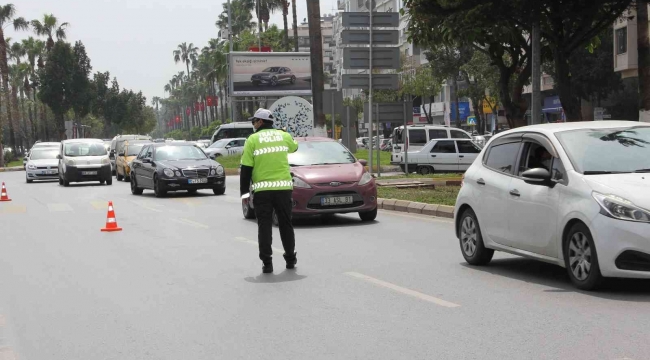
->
[262, 260, 273, 274]
[284, 252, 297, 269]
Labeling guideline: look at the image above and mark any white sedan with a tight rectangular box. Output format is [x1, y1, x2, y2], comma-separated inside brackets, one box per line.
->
[25, 147, 60, 183]
[454, 121, 650, 290]
[203, 138, 246, 158]
[402, 139, 482, 175]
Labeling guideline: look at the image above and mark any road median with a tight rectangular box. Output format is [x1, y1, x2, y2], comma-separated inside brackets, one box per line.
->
[0, 166, 24, 173]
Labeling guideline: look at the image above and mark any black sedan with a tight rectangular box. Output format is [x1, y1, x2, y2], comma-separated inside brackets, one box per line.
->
[129, 142, 226, 197]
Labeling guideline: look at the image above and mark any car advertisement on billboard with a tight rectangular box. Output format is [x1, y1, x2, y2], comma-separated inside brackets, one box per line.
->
[230, 52, 312, 97]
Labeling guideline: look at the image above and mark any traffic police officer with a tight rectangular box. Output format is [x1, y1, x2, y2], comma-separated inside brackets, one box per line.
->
[240, 108, 299, 273]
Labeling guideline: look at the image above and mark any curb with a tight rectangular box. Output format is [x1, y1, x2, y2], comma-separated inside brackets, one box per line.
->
[378, 198, 455, 219]
[0, 166, 24, 173]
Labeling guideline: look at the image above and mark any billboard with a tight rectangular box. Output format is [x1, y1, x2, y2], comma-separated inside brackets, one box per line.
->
[230, 52, 312, 97]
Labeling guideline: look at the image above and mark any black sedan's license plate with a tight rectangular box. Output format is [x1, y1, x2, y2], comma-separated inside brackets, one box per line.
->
[320, 196, 354, 206]
[188, 178, 208, 184]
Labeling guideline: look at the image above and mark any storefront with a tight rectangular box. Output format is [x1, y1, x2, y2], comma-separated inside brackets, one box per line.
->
[422, 102, 445, 124]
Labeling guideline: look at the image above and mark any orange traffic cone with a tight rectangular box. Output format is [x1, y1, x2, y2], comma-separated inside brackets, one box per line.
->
[101, 201, 122, 232]
[0, 182, 11, 202]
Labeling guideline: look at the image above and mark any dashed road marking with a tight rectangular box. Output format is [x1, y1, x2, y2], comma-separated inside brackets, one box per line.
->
[90, 200, 107, 210]
[0, 347, 17, 360]
[0, 315, 5, 327]
[0, 205, 26, 214]
[345, 272, 461, 308]
[234, 236, 284, 254]
[126, 199, 163, 213]
[47, 203, 73, 212]
[171, 218, 209, 229]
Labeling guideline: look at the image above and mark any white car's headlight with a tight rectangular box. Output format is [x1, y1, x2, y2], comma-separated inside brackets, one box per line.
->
[593, 192, 650, 223]
[216, 166, 224, 176]
[359, 172, 373, 186]
[66, 159, 75, 166]
[293, 177, 311, 188]
[101, 157, 110, 165]
[163, 168, 175, 177]
[27, 164, 36, 170]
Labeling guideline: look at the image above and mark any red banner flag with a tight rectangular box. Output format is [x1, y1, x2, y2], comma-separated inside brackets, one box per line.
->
[176, 115, 181, 123]
[206, 96, 213, 107]
[186, 107, 191, 116]
[194, 102, 200, 111]
[200, 102, 205, 111]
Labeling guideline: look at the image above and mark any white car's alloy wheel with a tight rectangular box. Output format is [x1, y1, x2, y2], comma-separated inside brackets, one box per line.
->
[569, 232, 592, 281]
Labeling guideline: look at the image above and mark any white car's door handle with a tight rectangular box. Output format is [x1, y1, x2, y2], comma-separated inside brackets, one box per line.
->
[509, 189, 521, 197]
[476, 178, 485, 185]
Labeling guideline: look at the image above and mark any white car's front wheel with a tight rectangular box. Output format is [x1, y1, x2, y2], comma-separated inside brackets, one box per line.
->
[564, 222, 603, 291]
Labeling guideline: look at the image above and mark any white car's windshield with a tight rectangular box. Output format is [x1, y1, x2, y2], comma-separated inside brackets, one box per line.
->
[288, 142, 356, 166]
[64, 142, 107, 157]
[209, 139, 229, 149]
[556, 126, 650, 174]
[30, 149, 59, 160]
[155, 146, 207, 161]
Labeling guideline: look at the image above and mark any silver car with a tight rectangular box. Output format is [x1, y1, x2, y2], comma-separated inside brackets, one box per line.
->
[23, 142, 60, 169]
[26, 147, 60, 183]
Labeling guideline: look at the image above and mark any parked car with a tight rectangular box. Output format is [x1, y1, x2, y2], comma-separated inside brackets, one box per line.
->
[210, 122, 255, 144]
[204, 138, 246, 158]
[25, 147, 60, 183]
[195, 140, 211, 149]
[401, 139, 482, 175]
[115, 139, 153, 181]
[23, 142, 59, 169]
[242, 137, 377, 223]
[130, 142, 226, 197]
[58, 139, 112, 186]
[251, 67, 296, 86]
[391, 125, 474, 164]
[455, 121, 650, 291]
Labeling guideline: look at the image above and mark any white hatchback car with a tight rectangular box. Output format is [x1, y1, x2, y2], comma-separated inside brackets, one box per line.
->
[455, 121, 650, 290]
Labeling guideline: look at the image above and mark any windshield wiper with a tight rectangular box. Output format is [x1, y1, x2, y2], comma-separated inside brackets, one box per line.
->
[583, 170, 630, 175]
[634, 168, 650, 173]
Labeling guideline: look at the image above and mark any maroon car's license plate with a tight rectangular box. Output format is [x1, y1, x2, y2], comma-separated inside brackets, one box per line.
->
[321, 196, 353, 206]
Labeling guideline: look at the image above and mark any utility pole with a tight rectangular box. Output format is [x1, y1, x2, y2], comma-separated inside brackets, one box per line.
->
[531, 7, 541, 125]
[638, 1, 650, 122]
[228, 0, 235, 122]
[307, 0, 326, 134]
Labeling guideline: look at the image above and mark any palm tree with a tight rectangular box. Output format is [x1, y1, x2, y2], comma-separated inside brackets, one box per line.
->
[31, 14, 68, 52]
[281, 0, 290, 51]
[152, 96, 161, 130]
[291, 0, 298, 51]
[22, 37, 44, 140]
[217, 0, 256, 37]
[0, 4, 29, 162]
[9, 41, 30, 146]
[173, 43, 198, 85]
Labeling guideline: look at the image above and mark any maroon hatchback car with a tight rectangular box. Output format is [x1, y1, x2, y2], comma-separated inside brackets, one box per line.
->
[242, 137, 378, 223]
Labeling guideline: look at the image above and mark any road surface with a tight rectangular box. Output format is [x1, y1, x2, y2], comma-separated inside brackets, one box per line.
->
[0, 171, 649, 360]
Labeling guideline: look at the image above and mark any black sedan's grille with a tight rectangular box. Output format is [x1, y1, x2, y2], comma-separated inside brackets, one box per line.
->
[182, 168, 210, 178]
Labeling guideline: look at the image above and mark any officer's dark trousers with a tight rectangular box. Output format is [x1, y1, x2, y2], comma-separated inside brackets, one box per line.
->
[253, 190, 295, 263]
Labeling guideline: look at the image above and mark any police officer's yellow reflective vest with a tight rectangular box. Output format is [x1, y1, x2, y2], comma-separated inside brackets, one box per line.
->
[240, 129, 298, 192]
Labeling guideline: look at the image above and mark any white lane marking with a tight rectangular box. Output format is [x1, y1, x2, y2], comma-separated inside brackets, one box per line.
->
[0, 314, 5, 326]
[47, 203, 73, 212]
[378, 209, 454, 223]
[171, 218, 209, 229]
[90, 200, 107, 210]
[345, 272, 461, 308]
[234, 237, 284, 254]
[126, 199, 163, 213]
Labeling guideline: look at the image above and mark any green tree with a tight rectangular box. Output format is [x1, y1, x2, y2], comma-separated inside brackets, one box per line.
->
[405, 0, 633, 123]
[401, 65, 440, 123]
[70, 41, 93, 121]
[460, 51, 502, 133]
[38, 40, 74, 140]
[216, 0, 256, 37]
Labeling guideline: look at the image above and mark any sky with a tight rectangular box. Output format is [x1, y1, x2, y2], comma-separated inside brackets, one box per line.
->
[14, 0, 337, 104]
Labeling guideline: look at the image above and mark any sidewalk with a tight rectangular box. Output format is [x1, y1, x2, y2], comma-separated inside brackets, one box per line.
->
[0, 166, 23, 172]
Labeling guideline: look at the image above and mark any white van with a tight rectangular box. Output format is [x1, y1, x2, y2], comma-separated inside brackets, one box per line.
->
[390, 125, 473, 164]
[58, 139, 112, 186]
[210, 123, 255, 144]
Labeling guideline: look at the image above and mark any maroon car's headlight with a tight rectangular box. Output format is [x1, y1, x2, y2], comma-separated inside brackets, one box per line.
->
[358, 172, 373, 185]
[293, 177, 312, 188]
